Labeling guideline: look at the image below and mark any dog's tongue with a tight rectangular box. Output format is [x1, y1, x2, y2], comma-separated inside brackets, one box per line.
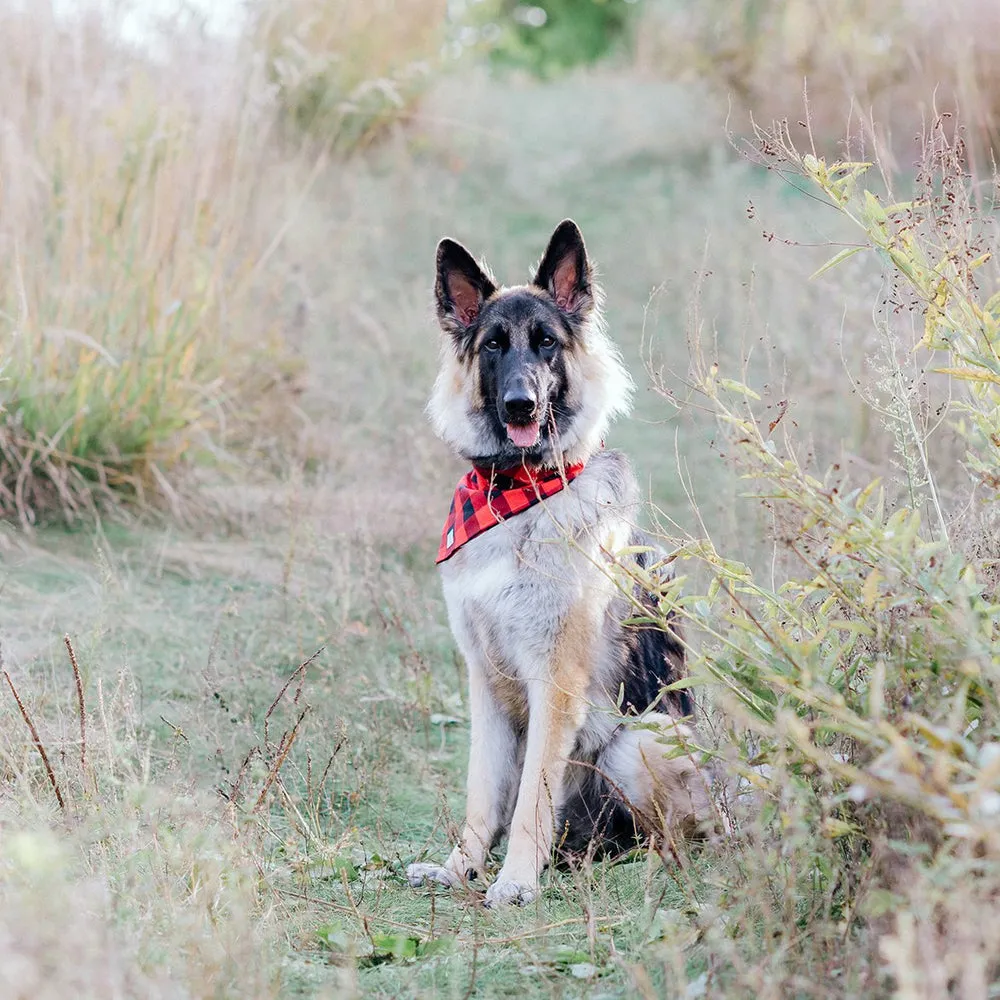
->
[506, 421, 540, 448]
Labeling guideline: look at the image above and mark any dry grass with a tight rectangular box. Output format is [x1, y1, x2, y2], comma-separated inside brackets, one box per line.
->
[0, 636, 282, 999]
[253, 0, 449, 151]
[638, 0, 1000, 162]
[0, 3, 301, 526]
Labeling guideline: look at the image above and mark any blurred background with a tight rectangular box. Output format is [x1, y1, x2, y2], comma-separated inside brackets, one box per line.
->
[4, 0, 999, 544]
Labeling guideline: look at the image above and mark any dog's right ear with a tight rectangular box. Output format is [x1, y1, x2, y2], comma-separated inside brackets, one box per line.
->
[435, 238, 497, 339]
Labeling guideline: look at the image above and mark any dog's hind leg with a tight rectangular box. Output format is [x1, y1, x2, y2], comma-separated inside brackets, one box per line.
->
[597, 714, 713, 847]
[407, 655, 518, 890]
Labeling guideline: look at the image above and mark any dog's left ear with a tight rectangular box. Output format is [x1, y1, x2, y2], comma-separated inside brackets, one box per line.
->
[533, 219, 593, 318]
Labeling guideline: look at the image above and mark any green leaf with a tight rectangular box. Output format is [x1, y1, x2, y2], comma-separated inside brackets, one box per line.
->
[810, 245, 865, 280]
[315, 921, 350, 952]
[934, 366, 1000, 387]
[716, 378, 762, 400]
[418, 935, 456, 958]
[548, 947, 592, 968]
[863, 189, 888, 225]
[661, 675, 701, 691]
[372, 933, 419, 960]
[612, 544, 657, 556]
[329, 855, 358, 880]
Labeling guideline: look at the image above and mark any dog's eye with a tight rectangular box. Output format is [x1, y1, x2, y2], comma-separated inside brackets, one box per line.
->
[539, 334, 556, 349]
[483, 338, 501, 352]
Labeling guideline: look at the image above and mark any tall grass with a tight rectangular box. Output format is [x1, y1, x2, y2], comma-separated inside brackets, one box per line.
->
[638, 0, 1000, 159]
[0, 3, 300, 526]
[253, 0, 449, 151]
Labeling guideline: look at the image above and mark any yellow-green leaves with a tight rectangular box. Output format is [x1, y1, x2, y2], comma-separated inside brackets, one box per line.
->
[810, 245, 866, 280]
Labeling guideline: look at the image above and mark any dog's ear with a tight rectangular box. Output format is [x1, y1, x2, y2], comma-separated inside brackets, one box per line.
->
[533, 219, 593, 317]
[435, 238, 497, 337]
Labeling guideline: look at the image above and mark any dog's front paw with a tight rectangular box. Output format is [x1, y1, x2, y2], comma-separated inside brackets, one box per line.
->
[406, 862, 463, 889]
[484, 875, 537, 908]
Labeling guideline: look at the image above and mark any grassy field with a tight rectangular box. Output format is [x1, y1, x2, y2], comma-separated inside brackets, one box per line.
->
[3, 4, 999, 998]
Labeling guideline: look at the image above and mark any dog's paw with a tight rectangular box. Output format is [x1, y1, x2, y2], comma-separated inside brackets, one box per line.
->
[484, 876, 537, 908]
[406, 862, 462, 889]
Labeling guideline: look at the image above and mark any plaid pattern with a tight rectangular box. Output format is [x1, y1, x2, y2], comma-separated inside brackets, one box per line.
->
[437, 460, 586, 564]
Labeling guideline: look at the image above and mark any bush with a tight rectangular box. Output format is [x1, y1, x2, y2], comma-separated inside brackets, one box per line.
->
[0, 5, 298, 526]
[618, 116, 1000, 991]
[475, 0, 639, 77]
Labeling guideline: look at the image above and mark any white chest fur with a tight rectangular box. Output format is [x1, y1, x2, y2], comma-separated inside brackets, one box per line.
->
[438, 453, 636, 688]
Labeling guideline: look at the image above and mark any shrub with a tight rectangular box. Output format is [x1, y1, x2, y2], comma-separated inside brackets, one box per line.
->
[476, 0, 639, 77]
[618, 116, 1000, 990]
[0, 5, 298, 526]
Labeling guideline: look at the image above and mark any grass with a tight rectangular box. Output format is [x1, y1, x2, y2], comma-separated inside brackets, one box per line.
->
[0, 3, 312, 525]
[254, 0, 449, 150]
[640, 0, 1000, 160]
[3, 3, 1000, 998]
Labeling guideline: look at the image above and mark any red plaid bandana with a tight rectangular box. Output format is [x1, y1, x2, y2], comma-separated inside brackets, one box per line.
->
[437, 460, 586, 564]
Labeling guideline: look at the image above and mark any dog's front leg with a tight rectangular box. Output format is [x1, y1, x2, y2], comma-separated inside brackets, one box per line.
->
[407, 658, 517, 890]
[484, 674, 584, 907]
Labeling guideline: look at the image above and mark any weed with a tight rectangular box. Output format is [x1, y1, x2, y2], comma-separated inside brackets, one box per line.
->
[621, 112, 1000, 993]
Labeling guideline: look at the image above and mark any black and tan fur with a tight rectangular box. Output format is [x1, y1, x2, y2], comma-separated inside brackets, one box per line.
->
[408, 221, 711, 906]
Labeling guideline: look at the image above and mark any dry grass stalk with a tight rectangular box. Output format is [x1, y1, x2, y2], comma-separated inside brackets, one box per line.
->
[63, 634, 86, 772]
[262, 645, 324, 750]
[3, 670, 66, 812]
[254, 706, 309, 812]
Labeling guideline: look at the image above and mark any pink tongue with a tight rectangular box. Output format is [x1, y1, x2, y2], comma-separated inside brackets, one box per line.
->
[506, 421, 540, 448]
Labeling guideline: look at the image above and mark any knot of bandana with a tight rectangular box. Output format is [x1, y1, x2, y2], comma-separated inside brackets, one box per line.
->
[437, 461, 586, 564]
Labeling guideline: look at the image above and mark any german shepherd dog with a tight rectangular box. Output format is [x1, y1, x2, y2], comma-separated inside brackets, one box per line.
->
[407, 221, 711, 906]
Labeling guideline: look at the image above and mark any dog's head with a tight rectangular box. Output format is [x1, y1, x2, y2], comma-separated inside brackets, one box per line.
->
[428, 220, 633, 468]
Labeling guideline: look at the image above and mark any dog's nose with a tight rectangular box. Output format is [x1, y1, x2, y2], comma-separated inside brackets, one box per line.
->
[503, 389, 537, 421]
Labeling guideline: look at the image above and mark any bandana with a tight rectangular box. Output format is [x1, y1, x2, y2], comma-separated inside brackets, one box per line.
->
[437, 460, 586, 564]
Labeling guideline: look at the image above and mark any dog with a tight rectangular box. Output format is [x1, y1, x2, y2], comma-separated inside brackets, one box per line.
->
[407, 220, 711, 907]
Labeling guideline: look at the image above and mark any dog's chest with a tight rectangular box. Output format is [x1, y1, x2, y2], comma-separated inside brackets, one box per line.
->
[440, 507, 573, 665]
[439, 461, 633, 684]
